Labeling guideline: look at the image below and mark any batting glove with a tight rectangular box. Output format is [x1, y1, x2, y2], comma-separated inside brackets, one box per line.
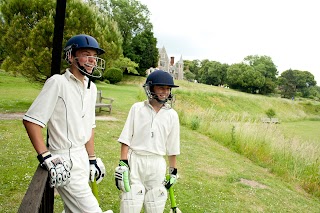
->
[164, 167, 178, 189]
[115, 160, 131, 192]
[89, 156, 106, 184]
[37, 151, 71, 188]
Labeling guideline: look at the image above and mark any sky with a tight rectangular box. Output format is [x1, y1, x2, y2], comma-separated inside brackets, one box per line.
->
[138, 0, 320, 85]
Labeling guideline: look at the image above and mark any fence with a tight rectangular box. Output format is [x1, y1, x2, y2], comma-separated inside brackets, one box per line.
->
[18, 165, 54, 213]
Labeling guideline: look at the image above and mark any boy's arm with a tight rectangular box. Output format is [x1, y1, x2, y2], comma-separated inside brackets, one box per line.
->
[168, 155, 177, 168]
[23, 120, 47, 154]
[120, 143, 129, 160]
[85, 129, 95, 156]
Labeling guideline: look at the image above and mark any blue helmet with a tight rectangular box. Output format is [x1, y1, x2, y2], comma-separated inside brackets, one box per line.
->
[64, 34, 105, 80]
[144, 70, 179, 87]
[143, 70, 179, 104]
[64, 34, 105, 56]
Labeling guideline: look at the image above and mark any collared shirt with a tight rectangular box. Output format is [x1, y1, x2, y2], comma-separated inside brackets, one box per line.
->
[23, 69, 97, 150]
[118, 100, 180, 156]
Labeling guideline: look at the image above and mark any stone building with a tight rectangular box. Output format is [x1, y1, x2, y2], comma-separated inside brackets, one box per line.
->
[155, 46, 184, 80]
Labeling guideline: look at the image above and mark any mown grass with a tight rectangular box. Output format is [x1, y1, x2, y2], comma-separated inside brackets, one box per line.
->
[0, 72, 42, 113]
[1, 70, 320, 212]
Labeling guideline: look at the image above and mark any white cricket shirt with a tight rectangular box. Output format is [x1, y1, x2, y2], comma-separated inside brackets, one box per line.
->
[118, 100, 180, 156]
[23, 69, 97, 151]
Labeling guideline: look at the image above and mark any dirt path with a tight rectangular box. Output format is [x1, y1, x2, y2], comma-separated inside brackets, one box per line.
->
[0, 113, 24, 120]
[0, 113, 118, 121]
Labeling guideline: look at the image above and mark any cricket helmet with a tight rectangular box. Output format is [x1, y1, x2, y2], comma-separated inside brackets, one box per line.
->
[143, 70, 179, 103]
[64, 34, 105, 56]
[63, 34, 105, 79]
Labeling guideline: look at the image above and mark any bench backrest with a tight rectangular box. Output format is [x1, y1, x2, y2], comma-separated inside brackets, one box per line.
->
[97, 90, 103, 103]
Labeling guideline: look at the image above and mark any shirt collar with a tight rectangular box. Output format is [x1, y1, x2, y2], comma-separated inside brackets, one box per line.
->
[65, 68, 88, 84]
[144, 100, 171, 110]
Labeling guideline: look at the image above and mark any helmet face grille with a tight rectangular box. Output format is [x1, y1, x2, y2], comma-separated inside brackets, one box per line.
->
[63, 34, 106, 79]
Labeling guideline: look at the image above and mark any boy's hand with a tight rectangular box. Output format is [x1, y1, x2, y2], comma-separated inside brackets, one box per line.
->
[89, 156, 106, 184]
[37, 151, 71, 188]
[164, 167, 178, 189]
[115, 160, 131, 192]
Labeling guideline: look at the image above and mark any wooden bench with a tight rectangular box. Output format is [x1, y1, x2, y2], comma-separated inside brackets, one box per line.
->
[95, 90, 114, 114]
[261, 117, 280, 124]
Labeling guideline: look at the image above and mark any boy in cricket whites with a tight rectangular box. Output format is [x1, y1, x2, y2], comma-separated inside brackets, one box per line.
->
[23, 34, 113, 213]
[114, 70, 181, 213]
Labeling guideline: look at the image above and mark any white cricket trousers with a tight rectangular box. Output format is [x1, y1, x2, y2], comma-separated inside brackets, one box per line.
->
[128, 149, 166, 190]
[51, 146, 102, 213]
[120, 149, 167, 213]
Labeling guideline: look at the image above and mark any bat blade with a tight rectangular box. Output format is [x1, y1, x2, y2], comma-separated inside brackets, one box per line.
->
[166, 175, 182, 213]
[91, 178, 99, 204]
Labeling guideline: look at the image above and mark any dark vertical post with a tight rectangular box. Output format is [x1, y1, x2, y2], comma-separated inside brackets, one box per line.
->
[48, 0, 66, 211]
[50, 0, 67, 76]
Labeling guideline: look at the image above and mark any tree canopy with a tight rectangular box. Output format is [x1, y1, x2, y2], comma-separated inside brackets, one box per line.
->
[104, 0, 158, 76]
[243, 55, 278, 94]
[106, 0, 152, 57]
[0, 0, 123, 82]
[278, 69, 317, 98]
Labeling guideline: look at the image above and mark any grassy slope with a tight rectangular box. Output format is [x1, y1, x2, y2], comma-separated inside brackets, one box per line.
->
[0, 71, 320, 212]
[174, 80, 320, 122]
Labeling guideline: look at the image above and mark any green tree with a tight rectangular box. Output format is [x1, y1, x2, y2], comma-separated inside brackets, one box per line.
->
[265, 108, 276, 118]
[227, 63, 264, 93]
[129, 29, 159, 76]
[278, 69, 296, 98]
[0, 13, 5, 64]
[278, 69, 317, 99]
[104, 67, 123, 84]
[244, 55, 278, 94]
[226, 63, 245, 90]
[0, 0, 122, 82]
[198, 60, 223, 85]
[184, 59, 201, 81]
[184, 70, 196, 82]
[110, 56, 139, 75]
[107, 0, 152, 58]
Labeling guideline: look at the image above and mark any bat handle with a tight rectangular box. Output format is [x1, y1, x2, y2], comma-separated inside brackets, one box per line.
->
[166, 175, 177, 208]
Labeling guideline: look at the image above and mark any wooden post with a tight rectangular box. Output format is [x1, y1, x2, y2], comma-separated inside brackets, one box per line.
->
[51, 0, 67, 76]
[19, 1, 67, 212]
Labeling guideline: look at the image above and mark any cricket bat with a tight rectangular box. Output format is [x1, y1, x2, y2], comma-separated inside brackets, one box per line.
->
[91, 178, 99, 204]
[166, 175, 182, 213]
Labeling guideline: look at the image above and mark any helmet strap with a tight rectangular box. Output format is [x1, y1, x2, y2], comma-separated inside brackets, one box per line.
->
[153, 94, 167, 104]
[74, 60, 94, 89]
[75, 60, 90, 76]
[144, 84, 169, 104]
[87, 77, 91, 89]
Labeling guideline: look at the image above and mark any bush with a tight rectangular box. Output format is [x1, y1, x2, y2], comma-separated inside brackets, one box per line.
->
[190, 116, 200, 130]
[265, 108, 276, 118]
[104, 67, 123, 84]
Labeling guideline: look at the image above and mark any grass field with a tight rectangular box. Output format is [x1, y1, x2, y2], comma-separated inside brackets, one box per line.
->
[0, 70, 320, 212]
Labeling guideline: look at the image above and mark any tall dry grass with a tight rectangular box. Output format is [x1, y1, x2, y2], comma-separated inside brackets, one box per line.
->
[174, 80, 320, 197]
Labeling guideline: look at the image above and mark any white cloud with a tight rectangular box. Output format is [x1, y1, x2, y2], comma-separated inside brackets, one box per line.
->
[139, 0, 320, 84]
